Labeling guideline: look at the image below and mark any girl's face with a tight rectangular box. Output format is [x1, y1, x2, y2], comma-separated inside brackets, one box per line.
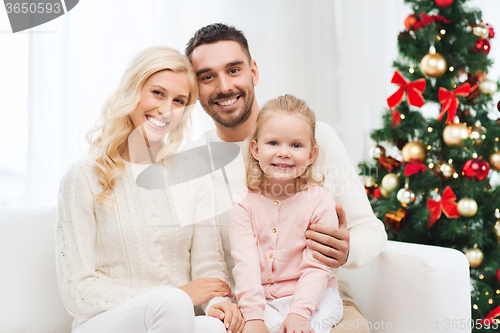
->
[250, 113, 318, 188]
[129, 70, 191, 142]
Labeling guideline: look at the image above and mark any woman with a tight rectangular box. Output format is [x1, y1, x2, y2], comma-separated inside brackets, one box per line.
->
[56, 46, 244, 333]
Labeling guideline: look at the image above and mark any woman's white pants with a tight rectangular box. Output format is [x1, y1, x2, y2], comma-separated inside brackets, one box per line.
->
[72, 287, 225, 333]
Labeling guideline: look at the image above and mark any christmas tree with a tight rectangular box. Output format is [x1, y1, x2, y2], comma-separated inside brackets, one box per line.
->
[358, 0, 500, 328]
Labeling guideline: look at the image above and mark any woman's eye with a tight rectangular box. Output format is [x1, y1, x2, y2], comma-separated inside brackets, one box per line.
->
[153, 90, 164, 97]
[174, 99, 186, 105]
[292, 143, 301, 148]
[269, 141, 278, 146]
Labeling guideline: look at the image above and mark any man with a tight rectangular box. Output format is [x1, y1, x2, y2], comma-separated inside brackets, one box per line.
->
[186, 23, 387, 333]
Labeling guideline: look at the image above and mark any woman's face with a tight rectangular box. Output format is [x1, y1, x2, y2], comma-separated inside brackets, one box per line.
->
[130, 69, 191, 142]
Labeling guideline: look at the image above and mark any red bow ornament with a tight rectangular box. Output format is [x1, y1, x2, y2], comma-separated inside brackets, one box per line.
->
[404, 161, 426, 176]
[426, 186, 461, 227]
[387, 71, 426, 110]
[414, 13, 451, 30]
[437, 83, 471, 123]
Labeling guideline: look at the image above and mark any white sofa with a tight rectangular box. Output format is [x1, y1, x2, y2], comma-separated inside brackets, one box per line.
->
[0, 207, 471, 333]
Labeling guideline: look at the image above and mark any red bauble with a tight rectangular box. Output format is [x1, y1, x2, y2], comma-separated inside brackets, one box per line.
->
[497, 100, 500, 112]
[487, 23, 495, 39]
[405, 14, 420, 30]
[497, 268, 500, 283]
[435, 0, 453, 8]
[474, 38, 491, 55]
[463, 158, 490, 181]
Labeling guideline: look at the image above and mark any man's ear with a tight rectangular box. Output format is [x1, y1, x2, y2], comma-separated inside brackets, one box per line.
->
[250, 139, 259, 160]
[308, 146, 318, 166]
[251, 60, 259, 86]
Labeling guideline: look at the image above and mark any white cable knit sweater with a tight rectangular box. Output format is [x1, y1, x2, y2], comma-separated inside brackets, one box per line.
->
[56, 153, 230, 331]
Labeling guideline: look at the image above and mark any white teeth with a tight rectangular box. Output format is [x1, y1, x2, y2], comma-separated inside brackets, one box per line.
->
[274, 164, 293, 168]
[146, 115, 167, 128]
[218, 97, 237, 106]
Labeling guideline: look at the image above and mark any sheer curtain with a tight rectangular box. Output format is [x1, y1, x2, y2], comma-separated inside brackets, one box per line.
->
[1, 0, 499, 208]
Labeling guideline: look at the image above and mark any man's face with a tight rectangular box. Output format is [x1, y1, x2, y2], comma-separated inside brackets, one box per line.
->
[190, 41, 259, 128]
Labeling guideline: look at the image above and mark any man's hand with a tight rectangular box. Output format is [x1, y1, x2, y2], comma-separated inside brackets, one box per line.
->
[207, 300, 245, 333]
[305, 204, 350, 268]
[278, 313, 314, 333]
[243, 319, 270, 333]
[178, 277, 233, 306]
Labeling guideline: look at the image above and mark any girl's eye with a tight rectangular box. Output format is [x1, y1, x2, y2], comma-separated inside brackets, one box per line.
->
[269, 141, 278, 146]
[292, 143, 302, 148]
[153, 90, 164, 97]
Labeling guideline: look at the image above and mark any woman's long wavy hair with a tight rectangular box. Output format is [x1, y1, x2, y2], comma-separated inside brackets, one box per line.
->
[86, 46, 198, 207]
[245, 94, 324, 193]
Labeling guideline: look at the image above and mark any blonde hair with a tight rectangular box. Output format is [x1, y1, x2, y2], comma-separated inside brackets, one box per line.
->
[245, 94, 324, 192]
[86, 46, 198, 207]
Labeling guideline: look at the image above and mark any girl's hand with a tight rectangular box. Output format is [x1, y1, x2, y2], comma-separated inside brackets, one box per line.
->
[243, 319, 270, 333]
[208, 300, 245, 333]
[278, 313, 314, 333]
[178, 277, 233, 306]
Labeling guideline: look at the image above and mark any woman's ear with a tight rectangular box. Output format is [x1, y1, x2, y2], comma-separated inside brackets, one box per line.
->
[308, 145, 318, 166]
[250, 139, 259, 161]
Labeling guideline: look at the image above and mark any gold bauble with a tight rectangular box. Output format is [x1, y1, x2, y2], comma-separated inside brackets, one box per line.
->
[380, 188, 390, 198]
[401, 141, 427, 162]
[457, 198, 478, 217]
[490, 151, 500, 171]
[443, 123, 470, 147]
[439, 163, 454, 178]
[465, 247, 484, 268]
[364, 176, 376, 187]
[479, 79, 498, 96]
[473, 23, 490, 38]
[397, 188, 416, 205]
[420, 52, 447, 78]
[470, 126, 486, 144]
[381, 173, 400, 193]
[494, 221, 500, 241]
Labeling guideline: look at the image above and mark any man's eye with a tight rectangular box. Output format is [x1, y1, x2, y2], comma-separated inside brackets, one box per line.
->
[201, 75, 213, 81]
[292, 143, 302, 148]
[229, 68, 239, 74]
[269, 141, 278, 146]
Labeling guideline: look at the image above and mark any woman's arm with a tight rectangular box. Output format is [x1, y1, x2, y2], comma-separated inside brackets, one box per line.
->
[56, 164, 166, 318]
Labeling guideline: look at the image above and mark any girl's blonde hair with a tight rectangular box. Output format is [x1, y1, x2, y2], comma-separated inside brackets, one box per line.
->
[86, 46, 198, 206]
[245, 94, 324, 192]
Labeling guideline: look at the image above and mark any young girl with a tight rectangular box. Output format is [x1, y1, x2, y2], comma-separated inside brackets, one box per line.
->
[228, 95, 343, 333]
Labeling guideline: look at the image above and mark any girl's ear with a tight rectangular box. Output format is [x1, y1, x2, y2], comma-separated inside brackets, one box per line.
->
[250, 139, 259, 161]
[307, 145, 318, 166]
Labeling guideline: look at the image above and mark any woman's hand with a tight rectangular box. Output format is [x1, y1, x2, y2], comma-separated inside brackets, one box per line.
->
[279, 313, 314, 333]
[178, 277, 233, 306]
[243, 319, 270, 333]
[208, 300, 245, 333]
[305, 204, 350, 268]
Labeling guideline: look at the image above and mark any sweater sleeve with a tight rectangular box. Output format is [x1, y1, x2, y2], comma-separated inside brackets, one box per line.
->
[289, 193, 337, 320]
[190, 174, 232, 314]
[315, 122, 387, 269]
[55, 164, 166, 318]
[228, 198, 267, 321]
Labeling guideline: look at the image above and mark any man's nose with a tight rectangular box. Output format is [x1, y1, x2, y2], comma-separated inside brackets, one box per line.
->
[216, 74, 233, 94]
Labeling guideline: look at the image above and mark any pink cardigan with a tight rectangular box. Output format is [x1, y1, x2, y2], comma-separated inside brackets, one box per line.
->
[228, 186, 339, 321]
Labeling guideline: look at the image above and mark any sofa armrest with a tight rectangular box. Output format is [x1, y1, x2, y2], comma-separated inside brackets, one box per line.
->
[337, 240, 471, 333]
[0, 207, 73, 333]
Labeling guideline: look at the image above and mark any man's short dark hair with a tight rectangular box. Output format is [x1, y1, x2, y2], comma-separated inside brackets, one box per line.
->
[185, 23, 251, 61]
